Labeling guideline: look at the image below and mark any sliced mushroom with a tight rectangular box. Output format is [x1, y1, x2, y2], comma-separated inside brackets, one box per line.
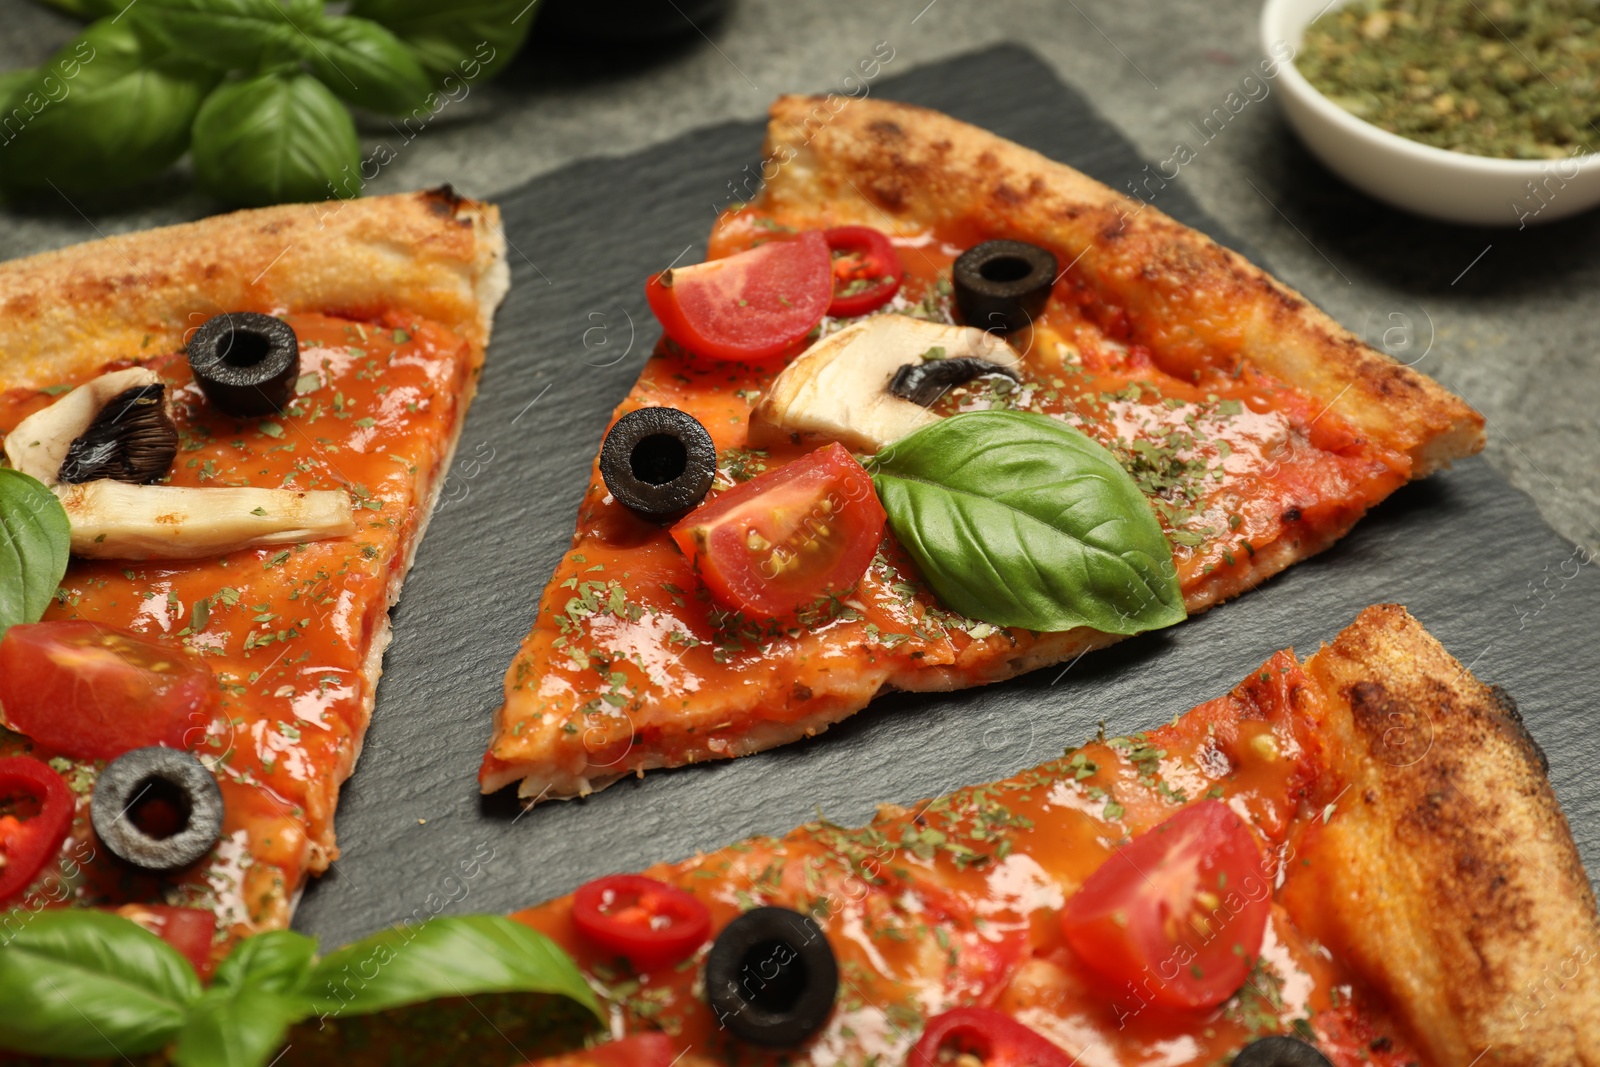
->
[4, 368, 167, 485]
[58, 481, 356, 561]
[58, 383, 178, 485]
[888, 357, 1021, 407]
[748, 315, 1020, 454]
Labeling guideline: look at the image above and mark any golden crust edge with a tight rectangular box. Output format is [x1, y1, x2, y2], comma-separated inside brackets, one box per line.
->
[0, 186, 507, 391]
[1302, 604, 1600, 1067]
[756, 95, 1484, 477]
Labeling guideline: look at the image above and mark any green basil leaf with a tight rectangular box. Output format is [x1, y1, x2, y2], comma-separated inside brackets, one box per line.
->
[867, 410, 1185, 635]
[303, 15, 434, 115]
[129, 0, 307, 71]
[0, 469, 70, 641]
[307, 915, 603, 1022]
[0, 18, 217, 195]
[347, 0, 534, 84]
[191, 71, 360, 207]
[211, 929, 317, 995]
[172, 987, 306, 1067]
[0, 909, 201, 1058]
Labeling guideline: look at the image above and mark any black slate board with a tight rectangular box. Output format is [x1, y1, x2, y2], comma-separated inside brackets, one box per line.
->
[292, 45, 1600, 946]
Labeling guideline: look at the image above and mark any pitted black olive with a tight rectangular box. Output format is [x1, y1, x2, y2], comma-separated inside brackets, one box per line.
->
[91, 747, 224, 873]
[1232, 1036, 1335, 1067]
[58, 384, 178, 485]
[888, 356, 1021, 407]
[952, 239, 1059, 333]
[186, 312, 300, 417]
[599, 406, 716, 521]
[704, 906, 838, 1047]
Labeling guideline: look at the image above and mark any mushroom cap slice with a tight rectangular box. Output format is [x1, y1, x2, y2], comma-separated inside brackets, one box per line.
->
[58, 481, 356, 561]
[3, 368, 164, 485]
[748, 315, 1020, 454]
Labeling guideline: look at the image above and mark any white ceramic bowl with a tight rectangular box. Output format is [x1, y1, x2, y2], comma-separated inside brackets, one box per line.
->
[1261, 0, 1600, 226]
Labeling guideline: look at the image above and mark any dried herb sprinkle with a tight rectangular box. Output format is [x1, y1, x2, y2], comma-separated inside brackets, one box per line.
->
[1297, 0, 1600, 160]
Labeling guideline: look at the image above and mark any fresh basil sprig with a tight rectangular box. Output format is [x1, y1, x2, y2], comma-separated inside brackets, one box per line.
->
[0, 0, 539, 206]
[867, 410, 1186, 635]
[0, 19, 220, 196]
[0, 468, 71, 641]
[190, 70, 361, 207]
[0, 911, 603, 1067]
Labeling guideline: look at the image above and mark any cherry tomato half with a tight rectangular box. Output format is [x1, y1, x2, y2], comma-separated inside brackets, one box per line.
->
[909, 1007, 1075, 1067]
[1059, 799, 1270, 1011]
[645, 231, 832, 362]
[0, 757, 75, 907]
[571, 874, 711, 972]
[824, 226, 903, 317]
[116, 904, 218, 980]
[670, 442, 886, 620]
[0, 621, 222, 762]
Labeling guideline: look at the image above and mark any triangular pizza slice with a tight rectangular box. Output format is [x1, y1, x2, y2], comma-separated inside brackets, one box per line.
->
[512, 605, 1599, 1066]
[0, 189, 505, 967]
[481, 97, 1482, 803]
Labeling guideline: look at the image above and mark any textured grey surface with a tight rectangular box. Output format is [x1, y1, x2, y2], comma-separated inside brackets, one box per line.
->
[281, 46, 1600, 947]
[2, 0, 1598, 558]
[0, 3, 1595, 944]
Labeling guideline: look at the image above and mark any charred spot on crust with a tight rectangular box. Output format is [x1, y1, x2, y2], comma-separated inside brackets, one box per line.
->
[791, 682, 813, 704]
[1489, 684, 1550, 777]
[1282, 506, 1303, 523]
[867, 119, 904, 139]
[422, 184, 471, 225]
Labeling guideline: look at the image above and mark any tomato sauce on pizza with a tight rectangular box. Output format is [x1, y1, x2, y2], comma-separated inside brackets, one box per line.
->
[0, 311, 478, 956]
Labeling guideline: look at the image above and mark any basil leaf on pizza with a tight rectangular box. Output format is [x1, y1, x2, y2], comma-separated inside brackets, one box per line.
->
[867, 410, 1185, 635]
[302, 14, 435, 115]
[191, 70, 361, 206]
[308, 915, 604, 1020]
[0, 469, 71, 641]
[172, 989, 309, 1067]
[0, 910, 200, 1058]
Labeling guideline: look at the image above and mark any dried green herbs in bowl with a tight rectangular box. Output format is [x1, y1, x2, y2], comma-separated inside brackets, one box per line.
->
[1296, 0, 1599, 161]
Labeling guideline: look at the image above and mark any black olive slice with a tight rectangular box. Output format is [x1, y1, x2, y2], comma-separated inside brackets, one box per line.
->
[599, 406, 716, 521]
[186, 312, 300, 417]
[1233, 1036, 1335, 1067]
[888, 356, 1021, 407]
[58, 384, 178, 485]
[952, 239, 1059, 333]
[704, 906, 838, 1047]
[91, 747, 224, 873]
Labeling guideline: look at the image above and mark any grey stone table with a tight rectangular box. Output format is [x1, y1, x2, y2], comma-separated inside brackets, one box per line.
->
[2, 0, 1596, 558]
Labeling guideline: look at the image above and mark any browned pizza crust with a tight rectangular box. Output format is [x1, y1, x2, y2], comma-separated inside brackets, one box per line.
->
[0, 188, 509, 908]
[1296, 605, 1600, 1066]
[757, 96, 1483, 476]
[0, 186, 507, 391]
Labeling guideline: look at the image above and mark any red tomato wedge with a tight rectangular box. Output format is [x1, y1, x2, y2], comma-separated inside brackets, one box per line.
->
[571, 874, 711, 972]
[825, 225, 903, 317]
[909, 1007, 1076, 1067]
[118, 904, 218, 980]
[0, 757, 75, 907]
[0, 621, 222, 762]
[1059, 799, 1271, 1010]
[645, 230, 832, 362]
[670, 443, 886, 619]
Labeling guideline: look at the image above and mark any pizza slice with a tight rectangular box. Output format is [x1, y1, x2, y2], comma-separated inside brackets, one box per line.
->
[481, 98, 1484, 801]
[510, 604, 1599, 1067]
[0, 188, 507, 967]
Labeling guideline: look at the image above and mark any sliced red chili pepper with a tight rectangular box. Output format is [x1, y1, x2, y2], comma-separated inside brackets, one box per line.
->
[909, 1007, 1075, 1067]
[824, 225, 903, 317]
[0, 756, 75, 907]
[571, 873, 711, 972]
